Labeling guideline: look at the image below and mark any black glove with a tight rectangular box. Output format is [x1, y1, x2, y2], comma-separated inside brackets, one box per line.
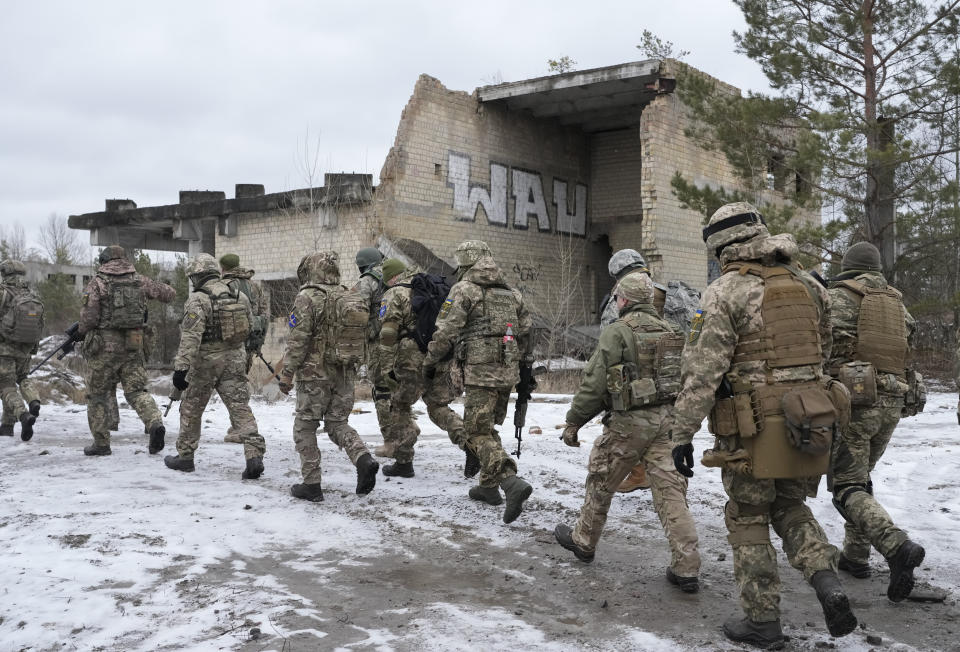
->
[172, 369, 190, 391]
[66, 322, 83, 342]
[423, 365, 437, 381]
[672, 443, 695, 478]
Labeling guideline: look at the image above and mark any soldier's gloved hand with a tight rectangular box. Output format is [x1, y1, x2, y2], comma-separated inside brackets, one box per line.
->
[672, 443, 695, 478]
[422, 365, 437, 382]
[278, 376, 294, 395]
[560, 423, 581, 447]
[172, 369, 189, 391]
[383, 371, 400, 392]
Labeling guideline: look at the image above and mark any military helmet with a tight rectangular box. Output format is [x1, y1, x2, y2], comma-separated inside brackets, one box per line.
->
[454, 240, 492, 268]
[702, 202, 769, 258]
[607, 249, 648, 279]
[98, 245, 128, 264]
[0, 259, 26, 277]
[355, 247, 383, 271]
[297, 250, 340, 284]
[186, 253, 220, 278]
[219, 253, 240, 270]
[616, 271, 654, 304]
[841, 241, 882, 272]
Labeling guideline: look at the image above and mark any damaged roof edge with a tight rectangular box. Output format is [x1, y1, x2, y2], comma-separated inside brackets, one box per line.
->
[477, 59, 662, 101]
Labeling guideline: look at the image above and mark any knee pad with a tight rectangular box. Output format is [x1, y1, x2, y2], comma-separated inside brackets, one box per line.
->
[771, 497, 817, 534]
[832, 483, 870, 522]
[725, 501, 771, 547]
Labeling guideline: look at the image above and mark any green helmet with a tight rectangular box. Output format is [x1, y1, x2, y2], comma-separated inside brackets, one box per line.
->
[186, 253, 220, 279]
[454, 240, 492, 268]
[98, 245, 127, 264]
[0, 259, 26, 277]
[219, 253, 240, 270]
[355, 247, 383, 271]
[297, 250, 340, 285]
[841, 241, 882, 272]
[616, 271, 654, 304]
[702, 202, 769, 258]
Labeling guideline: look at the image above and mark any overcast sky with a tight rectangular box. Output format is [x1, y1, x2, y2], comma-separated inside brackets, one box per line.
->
[0, 0, 770, 252]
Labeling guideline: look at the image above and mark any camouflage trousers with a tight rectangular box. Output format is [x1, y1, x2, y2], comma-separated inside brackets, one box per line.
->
[387, 363, 465, 464]
[85, 349, 162, 446]
[464, 385, 517, 488]
[367, 350, 392, 443]
[176, 348, 265, 460]
[0, 354, 38, 426]
[293, 373, 369, 484]
[830, 398, 908, 563]
[722, 465, 837, 623]
[572, 404, 700, 577]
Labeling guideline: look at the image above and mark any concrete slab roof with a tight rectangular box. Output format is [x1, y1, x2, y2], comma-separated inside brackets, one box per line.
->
[476, 59, 672, 133]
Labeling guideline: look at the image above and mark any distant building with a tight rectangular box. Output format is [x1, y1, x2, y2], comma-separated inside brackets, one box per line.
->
[23, 261, 93, 295]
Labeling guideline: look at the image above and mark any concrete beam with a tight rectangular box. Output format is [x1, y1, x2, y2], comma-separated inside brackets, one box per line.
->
[478, 59, 660, 102]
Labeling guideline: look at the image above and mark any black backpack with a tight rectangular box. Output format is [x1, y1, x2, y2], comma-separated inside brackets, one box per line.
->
[401, 273, 451, 353]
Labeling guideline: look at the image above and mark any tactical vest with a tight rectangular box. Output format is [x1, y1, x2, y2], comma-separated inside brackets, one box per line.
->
[0, 284, 44, 344]
[200, 285, 250, 345]
[99, 273, 145, 330]
[462, 286, 520, 367]
[606, 310, 683, 410]
[725, 263, 822, 369]
[834, 279, 907, 376]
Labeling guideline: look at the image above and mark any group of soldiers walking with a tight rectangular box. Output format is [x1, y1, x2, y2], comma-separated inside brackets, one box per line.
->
[0, 199, 935, 648]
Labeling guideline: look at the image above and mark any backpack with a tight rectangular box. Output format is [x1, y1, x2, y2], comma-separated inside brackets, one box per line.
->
[321, 286, 368, 365]
[0, 285, 44, 344]
[662, 280, 702, 336]
[400, 273, 451, 353]
[202, 286, 251, 346]
[101, 273, 146, 330]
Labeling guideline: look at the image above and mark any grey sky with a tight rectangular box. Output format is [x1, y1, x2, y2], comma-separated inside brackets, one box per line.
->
[0, 0, 768, 251]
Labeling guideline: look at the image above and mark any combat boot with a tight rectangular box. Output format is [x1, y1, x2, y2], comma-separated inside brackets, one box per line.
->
[19, 412, 35, 441]
[382, 461, 414, 478]
[722, 617, 785, 649]
[242, 456, 264, 480]
[374, 441, 397, 457]
[617, 465, 651, 493]
[500, 475, 533, 524]
[84, 444, 112, 456]
[291, 483, 324, 502]
[464, 448, 481, 478]
[0, 424, 13, 437]
[164, 455, 195, 472]
[223, 431, 242, 444]
[666, 567, 700, 594]
[147, 423, 165, 454]
[810, 570, 857, 637]
[553, 524, 595, 563]
[468, 485, 503, 505]
[355, 453, 379, 494]
[838, 553, 871, 579]
[886, 539, 925, 602]
[28, 400, 40, 417]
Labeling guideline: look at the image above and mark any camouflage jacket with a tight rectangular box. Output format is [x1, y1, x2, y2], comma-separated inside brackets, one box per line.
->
[281, 254, 346, 383]
[79, 259, 175, 336]
[567, 302, 675, 427]
[828, 270, 915, 394]
[425, 255, 532, 388]
[377, 270, 424, 377]
[222, 267, 267, 319]
[173, 278, 252, 371]
[669, 234, 832, 445]
[350, 265, 385, 343]
[0, 278, 39, 358]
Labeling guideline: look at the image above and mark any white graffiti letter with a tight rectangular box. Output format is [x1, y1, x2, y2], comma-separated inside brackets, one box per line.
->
[448, 152, 507, 225]
[512, 170, 551, 232]
[554, 180, 587, 236]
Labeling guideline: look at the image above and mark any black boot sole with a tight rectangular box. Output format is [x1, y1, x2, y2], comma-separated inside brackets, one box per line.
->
[464, 452, 481, 479]
[356, 461, 379, 495]
[382, 465, 414, 478]
[20, 415, 35, 441]
[838, 555, 871, 579]
[888, 544, 925, 602]
[148, 426, 165, 454]
[821, 591, 858, 637]
[553, 525, 595, 563]
[503, 483, 533, 524]
[291, 485, 324, 502]
[722, 631, 785, 650]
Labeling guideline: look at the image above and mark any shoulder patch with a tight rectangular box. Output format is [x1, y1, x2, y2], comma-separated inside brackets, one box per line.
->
[81, 293, 89, 306]
[439, 298, 453, 319]
[689, 309, 705, 343]
[182, 311, 201, 329]
[378, 299, 387, 319]
[288, 312, 298, 328]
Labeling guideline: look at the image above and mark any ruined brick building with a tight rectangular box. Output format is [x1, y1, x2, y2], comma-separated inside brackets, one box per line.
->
[69, 59, 812, 356]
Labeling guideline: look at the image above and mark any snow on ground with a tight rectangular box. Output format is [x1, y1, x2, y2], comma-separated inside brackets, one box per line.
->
[1, 391, 958, 651]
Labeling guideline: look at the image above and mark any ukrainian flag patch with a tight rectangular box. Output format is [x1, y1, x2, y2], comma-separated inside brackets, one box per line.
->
[689, 309, 704, 343]
[439, 298, 453, 319]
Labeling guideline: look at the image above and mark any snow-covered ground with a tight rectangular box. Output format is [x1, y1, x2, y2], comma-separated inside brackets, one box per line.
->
[1, 390, 958, 651]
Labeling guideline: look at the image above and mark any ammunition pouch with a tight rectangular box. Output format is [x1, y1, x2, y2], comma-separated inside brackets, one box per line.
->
[463, 335, 518, 367]
[607, 363, 670, 410]
[837, 361, 878, 407]
[902, 369, 926, 417]
[781, 384, 836, 456]
[124, 328, 143, 353]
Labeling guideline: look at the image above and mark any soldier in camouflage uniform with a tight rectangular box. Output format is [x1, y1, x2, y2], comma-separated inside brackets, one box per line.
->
[220, 253, 269, 444]
[554, 273, 701, 592]
[79, 246, 175, 456]
[277, 251, 379, 502]
[661, 203, 857, 647]
[377, 259, 472, 477]
[350, 248, 393, 455]
[826, 241, 925, 601]
[164, 254, 266, 479]
[424, 241, 534, 524]
[0, 260, 42, 440]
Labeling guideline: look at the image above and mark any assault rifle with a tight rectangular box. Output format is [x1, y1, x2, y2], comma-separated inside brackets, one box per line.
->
[164, 387, 183, 417]
[29, 322, 81, 376]
[513, 364, 536, 458]
[257, 352, 283, 383]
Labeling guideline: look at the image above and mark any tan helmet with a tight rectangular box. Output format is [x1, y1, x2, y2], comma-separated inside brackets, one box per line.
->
[454, 240, 492, 268]
[297, 250, 340, 285]
[702, 202, 769, 258]
[98, 245, 127, 264]
[186, 253, 220, 278]
[0, 259, 26, 277]
[616, 271, 654, 304]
